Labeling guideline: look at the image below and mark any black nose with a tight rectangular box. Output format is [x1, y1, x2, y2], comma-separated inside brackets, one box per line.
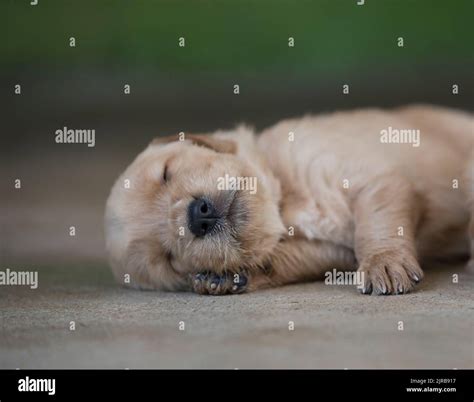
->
[188, 198, 219, 237]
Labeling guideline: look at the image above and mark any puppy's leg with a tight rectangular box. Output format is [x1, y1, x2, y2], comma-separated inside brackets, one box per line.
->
[353, 174, 424, 295]
[191, 239, 356, 295]
[249, 238, 356, 291]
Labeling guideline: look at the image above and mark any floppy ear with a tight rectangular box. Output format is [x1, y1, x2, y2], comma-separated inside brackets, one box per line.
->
[151, 133, 236, 154]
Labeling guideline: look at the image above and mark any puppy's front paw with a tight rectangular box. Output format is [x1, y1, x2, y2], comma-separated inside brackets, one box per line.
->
[358, 251, 423, 295]
[190, 271, 248, 295]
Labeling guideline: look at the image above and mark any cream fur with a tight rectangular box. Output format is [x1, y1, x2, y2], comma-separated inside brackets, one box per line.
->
[105, 105, 474, 295]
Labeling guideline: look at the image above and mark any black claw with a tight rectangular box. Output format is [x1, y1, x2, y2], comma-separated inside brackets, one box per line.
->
[360, 283, 372, 294]
[236, 275, 247, 287]
[373, 287, 386, 296]
[194, 272, 209, 281]
[229, 274, 248, 293]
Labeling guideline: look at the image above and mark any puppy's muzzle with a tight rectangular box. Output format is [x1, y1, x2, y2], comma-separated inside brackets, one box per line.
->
[188, 197, 219, 237]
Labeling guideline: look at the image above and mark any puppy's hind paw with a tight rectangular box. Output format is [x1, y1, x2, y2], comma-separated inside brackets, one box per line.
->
[190, 271, 248, 295]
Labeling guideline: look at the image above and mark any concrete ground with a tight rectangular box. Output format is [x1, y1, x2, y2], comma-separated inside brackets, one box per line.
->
[1, 263, 473, 369]
[1, 150, 473, 369]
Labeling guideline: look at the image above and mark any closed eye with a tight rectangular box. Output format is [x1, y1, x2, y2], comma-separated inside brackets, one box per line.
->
[162, 156, 175, 183]
[163, 164, 170, 182]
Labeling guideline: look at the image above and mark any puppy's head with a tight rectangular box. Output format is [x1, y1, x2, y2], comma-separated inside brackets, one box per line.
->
[105, 128, 284, 290]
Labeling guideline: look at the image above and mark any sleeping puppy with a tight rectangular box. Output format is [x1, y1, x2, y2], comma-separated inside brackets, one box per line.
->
[105, 105, 474, 295]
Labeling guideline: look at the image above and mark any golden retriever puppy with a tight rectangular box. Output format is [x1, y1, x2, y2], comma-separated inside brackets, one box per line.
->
[105, 105, 474, 295]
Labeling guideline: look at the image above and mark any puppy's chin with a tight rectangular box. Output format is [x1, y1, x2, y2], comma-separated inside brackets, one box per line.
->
[177, 188, 285, 275]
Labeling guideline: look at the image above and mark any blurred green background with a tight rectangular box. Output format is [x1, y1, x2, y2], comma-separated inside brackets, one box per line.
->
[1, 0, 473, 266]
[2, 0, 474, 74]
[2, 0, 473, 155]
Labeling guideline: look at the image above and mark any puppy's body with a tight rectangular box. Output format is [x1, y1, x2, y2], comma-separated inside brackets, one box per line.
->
[253, 105, 473, 293]
[105, 105, 474, 295]
[261, 105, 472, 259]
